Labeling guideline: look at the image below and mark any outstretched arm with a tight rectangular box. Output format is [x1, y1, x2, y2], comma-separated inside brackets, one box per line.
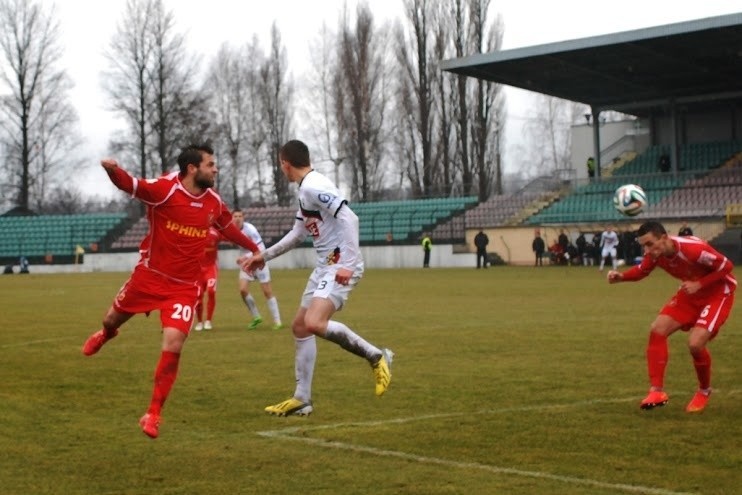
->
[219, 221, 259, 254]
[262, 218, 308, 262]
[101, 159, 135, 195]
[239, 217, 307, 274]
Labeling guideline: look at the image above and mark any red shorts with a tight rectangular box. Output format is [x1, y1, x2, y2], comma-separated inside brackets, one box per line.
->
[660, 288, 735, 337]
[113, 265, 200, 333]
[199, 264, 218, 294]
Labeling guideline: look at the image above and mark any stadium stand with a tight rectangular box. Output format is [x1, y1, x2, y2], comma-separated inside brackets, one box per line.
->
[0, 213, 128, 261]
[109, 197, 479, 250]
[649, 156, 742, 219]
[525, 142, 742, 225]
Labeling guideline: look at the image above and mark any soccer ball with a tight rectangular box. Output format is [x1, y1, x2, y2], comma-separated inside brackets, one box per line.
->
[613, 184, 647, 217]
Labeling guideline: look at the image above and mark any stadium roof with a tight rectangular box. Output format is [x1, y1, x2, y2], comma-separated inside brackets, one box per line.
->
[440, 13, 742, 115]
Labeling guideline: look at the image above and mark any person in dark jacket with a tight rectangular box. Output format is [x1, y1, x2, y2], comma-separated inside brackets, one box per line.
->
[532, 231, 546, 266]
[474, 230, 489, 269]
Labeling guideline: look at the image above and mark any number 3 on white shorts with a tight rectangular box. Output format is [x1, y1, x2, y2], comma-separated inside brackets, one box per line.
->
[171, 303, 192, 322]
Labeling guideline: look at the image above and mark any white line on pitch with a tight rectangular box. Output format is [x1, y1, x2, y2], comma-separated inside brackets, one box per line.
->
[257, 397, 697, 495]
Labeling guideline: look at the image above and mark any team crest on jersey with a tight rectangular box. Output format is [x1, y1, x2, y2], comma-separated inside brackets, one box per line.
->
[326, 247, 341, 265]
[698, 250, 717, 267]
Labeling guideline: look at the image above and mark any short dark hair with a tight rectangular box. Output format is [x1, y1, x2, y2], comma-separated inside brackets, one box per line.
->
[177, 144, 214, 175]
[637, 221, 667, 237]
[279, 140, 310, 168]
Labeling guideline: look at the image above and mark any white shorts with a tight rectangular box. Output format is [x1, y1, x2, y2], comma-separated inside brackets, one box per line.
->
[601, 247, 617, 259]
[301, 265, 364, 310]
[239, 264, 271, 284]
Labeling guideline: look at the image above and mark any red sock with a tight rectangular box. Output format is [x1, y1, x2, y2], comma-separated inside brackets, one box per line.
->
[147, 351, 180, 416]
[206, 292, 216, 320]
[691, 347, 712, 390]
[646, 332, 668, 389]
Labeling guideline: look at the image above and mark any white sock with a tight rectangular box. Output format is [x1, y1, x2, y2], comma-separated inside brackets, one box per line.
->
[324, 320, 381, 363]
[293, 335, 316, 402]
[267, 296, 281, 324]
[244, 294, 260, 317]
[599, 259, 605, 270]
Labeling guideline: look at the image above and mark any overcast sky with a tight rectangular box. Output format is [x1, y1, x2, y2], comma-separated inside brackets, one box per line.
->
[49, 0, 742, 198]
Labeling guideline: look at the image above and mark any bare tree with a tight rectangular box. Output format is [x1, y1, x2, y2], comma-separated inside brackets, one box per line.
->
[303, 23, 345, 185]
[336, 2, 390, 201]
[258, 23, 293, 206]
[449, 0, 473, 195]
[104, 0, 209, 181]
[147, 0, 211, 174]
[0, 0, 80, 212]
[102, 0, 155, 178]
[431, 2, 459, 197]
[395, 0, 437, 198]
[205, 40, 266, 209]
[30, 83, 83, 210]
[521, 95, 583, 175]
[468, 0, 505, 200]
[244, 37, 268, 205]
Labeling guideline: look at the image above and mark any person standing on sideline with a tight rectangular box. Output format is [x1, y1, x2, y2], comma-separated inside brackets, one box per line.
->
[599, 225, 620, 271]
[422, 233, 432, 268]
[231, 210, 283, 330]
[81, 145, 260, 439]
[532, 231, 545, 266]
[678, 221, 693, 237]
[194, 227, 221, 331]
[607, 221, 736, 412]
[586, 156, 595, 179]
[240, 139, 393, 417]
[474, 230, 489, 269]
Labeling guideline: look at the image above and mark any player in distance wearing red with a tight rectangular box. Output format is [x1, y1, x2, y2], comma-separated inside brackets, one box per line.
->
[82, 144, 259, 438]
[194, 227, 222, 331]
[608, 221, 736, 413]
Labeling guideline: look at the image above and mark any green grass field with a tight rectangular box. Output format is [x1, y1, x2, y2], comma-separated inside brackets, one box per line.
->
[1, 266, 740, 495]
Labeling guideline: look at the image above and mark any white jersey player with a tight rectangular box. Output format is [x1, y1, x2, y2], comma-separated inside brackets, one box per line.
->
[600, 226, 620, 271]
[231, 211, 283, 330]
[240, 139, 393, 417]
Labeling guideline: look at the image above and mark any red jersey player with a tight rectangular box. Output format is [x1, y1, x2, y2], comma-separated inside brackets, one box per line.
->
[608, 221, 736, 413]
[81, 144, 259, 438]
[194, 227, 221, 331]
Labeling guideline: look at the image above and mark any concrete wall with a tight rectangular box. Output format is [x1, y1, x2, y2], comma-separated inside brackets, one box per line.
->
[19, 219, 725, 274]
[571, 120, 638, 178]
[24, 244, 477, 274]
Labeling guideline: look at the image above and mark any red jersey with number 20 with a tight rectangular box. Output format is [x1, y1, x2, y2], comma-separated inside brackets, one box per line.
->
[111, 169, 235, 284]
[623, 235, 736, 297]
